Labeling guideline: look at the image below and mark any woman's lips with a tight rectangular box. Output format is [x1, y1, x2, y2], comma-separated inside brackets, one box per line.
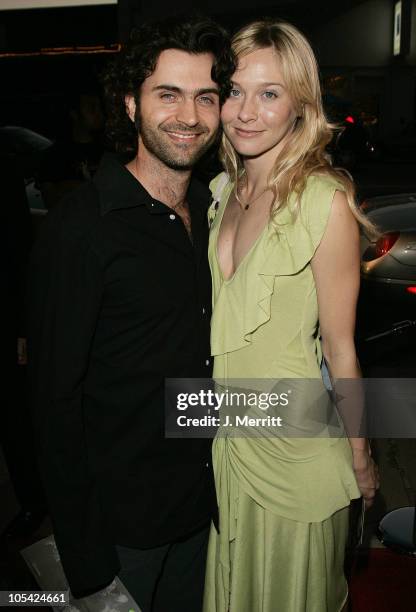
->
[233, 127, 263, 138]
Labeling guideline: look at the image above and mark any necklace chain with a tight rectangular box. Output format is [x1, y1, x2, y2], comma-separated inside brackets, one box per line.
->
[235, 180, 270, 211]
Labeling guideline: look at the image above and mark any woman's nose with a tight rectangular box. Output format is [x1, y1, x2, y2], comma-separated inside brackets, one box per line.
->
[237, 96, 257, 122]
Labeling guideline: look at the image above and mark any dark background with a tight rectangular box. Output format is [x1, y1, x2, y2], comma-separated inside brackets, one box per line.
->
[1, 0, 415, 146]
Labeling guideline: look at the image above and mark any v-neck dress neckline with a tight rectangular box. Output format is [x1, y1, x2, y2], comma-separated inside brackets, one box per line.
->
[214, 183, 271, 284]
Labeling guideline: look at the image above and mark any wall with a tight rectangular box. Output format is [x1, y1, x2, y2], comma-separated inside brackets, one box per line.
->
[312, 0, 416, 138]
[312, 0, 393, 67]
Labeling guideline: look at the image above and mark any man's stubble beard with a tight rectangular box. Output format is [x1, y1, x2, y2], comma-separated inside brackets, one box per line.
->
[137, 109, 219, 171]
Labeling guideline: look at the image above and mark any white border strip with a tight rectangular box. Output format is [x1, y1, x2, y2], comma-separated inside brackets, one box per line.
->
[0, 1, 117, 11]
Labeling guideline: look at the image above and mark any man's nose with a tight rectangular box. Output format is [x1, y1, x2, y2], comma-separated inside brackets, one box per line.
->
[176, 99, 199, 127]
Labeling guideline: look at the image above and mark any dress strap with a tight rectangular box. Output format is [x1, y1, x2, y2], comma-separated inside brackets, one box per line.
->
[211, 172, 230, 205]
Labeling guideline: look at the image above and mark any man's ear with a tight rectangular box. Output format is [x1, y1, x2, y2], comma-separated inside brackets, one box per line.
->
[125, 94, 136, 123]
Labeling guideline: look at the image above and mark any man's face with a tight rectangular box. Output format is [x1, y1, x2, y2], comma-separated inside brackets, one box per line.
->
[125, 49, 220, 170]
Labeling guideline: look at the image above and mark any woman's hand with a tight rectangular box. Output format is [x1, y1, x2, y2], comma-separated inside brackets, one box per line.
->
[352, 448, 380, 508]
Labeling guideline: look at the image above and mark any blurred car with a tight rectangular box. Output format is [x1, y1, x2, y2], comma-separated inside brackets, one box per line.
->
[332, 114, 380, 170]
[358, 193, 416, 337]
[0, 125, 52, 210]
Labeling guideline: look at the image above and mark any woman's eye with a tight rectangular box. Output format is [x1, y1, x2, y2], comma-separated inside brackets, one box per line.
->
[263, 91, 278, 100]
[230, 89, 240, 98]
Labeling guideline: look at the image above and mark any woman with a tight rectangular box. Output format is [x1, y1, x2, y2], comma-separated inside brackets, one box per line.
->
[203, 20, 379, 612]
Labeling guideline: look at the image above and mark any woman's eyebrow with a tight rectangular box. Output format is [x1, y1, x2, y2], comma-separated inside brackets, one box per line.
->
[261, 82, 285, 88]
[231, 80, 285, 89]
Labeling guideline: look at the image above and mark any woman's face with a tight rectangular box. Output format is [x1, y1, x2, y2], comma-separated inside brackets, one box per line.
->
[221, 47, 298, 160]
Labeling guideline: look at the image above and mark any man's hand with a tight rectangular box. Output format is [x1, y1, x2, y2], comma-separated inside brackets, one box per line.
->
[17, 337, 27, 365]
[352, 448, 380, 508]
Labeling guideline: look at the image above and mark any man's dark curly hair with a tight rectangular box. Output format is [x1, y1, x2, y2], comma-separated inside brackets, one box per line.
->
[102, 15, 235, 155]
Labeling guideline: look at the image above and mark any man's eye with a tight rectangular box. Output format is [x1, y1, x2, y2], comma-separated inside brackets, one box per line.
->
[160, 93, 176, 102]
[230, 89, 240, 98]
[199, 96, 215, 105]
[263, 91, 278, 100]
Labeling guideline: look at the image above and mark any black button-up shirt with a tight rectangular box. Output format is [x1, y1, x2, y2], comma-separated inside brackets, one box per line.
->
[28, 153, 215, 596]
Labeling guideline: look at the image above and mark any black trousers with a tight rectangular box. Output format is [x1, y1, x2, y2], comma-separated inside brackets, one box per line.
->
[117, 525, 209, 612]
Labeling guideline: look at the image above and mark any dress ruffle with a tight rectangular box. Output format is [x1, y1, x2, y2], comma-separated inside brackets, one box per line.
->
[210, 175, 341, 357]
[210, 214, 319, 357]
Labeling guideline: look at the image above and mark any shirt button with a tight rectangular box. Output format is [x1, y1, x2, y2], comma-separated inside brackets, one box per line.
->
[169, 214, 176, 220]
[205, 359, 210, 366]
[206, 462, 209, 468]
[202, 307, 206, 315]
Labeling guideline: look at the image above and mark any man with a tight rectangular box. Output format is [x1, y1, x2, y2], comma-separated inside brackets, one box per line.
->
[28, 16, 233, 611]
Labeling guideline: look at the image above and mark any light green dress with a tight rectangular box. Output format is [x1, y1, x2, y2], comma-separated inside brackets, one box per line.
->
[203, 173, 361, 612]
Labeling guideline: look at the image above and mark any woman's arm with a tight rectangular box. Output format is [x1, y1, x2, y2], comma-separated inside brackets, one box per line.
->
[311, 189, 379, 507]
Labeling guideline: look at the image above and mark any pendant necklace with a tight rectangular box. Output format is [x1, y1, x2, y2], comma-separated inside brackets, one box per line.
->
[236, 182, 270, 211]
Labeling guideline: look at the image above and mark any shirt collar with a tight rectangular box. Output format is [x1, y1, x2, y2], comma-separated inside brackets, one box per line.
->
[94, 152, 162, 215]
[93, 152, 210, 221]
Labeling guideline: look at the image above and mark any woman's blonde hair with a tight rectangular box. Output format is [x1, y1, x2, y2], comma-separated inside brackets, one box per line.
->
[221, 19, 374, 232]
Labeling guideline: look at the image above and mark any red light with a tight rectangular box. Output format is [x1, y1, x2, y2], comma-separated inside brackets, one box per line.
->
[407, 287, 416, 295]
[374, 232, 400, 258]
[345, 115, 355, 124]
